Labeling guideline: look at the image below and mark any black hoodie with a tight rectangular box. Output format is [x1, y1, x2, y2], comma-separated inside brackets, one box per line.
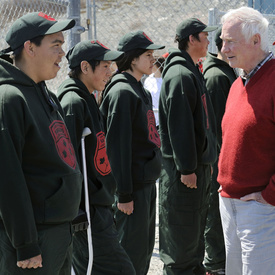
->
[100, 72, 162, 203]
[203, 52, 237, 148]
[159, 49, 217, 174]
[57, 78, 116, 208]
[0, 58, 82, 261]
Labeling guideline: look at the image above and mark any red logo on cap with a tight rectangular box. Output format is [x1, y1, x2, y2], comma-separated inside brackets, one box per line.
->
[38, 12, 56, 21]
[196, 18, 204, 24]
[91, 40, 110, 49]
[143, 32, 153, 42]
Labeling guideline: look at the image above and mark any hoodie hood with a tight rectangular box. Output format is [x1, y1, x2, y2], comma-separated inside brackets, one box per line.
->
[103, 72, 136, 96]
[57, 77, 91, 102]
[203, 52, 230, 75]
[57, 77, 103, 125]
[0, 57, 36, 87]
[162, 48, 196, 79]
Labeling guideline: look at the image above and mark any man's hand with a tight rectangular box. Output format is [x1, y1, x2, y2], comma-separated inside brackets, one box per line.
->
[17, 254, 42, 269]
[181, 173, 197, 189]
[240, 191, 269, 204]
[118, 201, 134, 215]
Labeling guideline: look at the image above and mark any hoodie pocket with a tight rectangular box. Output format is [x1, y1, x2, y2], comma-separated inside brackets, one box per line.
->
[143, 149, 162, 182]
[44, 172, 82, 223]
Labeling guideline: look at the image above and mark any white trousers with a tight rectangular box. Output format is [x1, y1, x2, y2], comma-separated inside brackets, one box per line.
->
[219, 195, 275, 275]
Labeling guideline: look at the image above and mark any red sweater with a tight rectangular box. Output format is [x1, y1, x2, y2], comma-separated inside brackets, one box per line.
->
[218, 59, 275, 206]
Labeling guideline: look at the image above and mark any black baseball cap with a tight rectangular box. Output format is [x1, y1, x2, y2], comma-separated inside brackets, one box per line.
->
[215, 27, 223, 46]
[176, 18, 217, 41]
[67, 40, 124, 69]
[3, 12, 75, 53]
[117, 30, 165, 52]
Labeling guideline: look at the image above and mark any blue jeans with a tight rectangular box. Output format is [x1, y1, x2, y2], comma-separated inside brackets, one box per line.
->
[219, 195, 275, 275]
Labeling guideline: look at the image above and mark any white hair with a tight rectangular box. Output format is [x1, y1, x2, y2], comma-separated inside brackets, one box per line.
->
[221, 7, 269, 52]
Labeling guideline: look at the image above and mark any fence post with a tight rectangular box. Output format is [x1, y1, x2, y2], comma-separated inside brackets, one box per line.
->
[208, 8, 218, 54]
[67, 0, 85, 49]
[92, 0, 97, 40]
[86, 0, 92, 40]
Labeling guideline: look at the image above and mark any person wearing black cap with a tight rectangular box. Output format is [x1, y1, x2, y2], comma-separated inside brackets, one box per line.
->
[100, 30, 164, 274]
[158, 18, 217, 274]
[0, 12, 83, 274]
[57, 40, 136, 275]
[202, 27, 237, 275]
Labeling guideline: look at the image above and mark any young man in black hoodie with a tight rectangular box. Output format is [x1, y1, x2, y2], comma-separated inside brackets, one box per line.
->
[0, 12, 82, 274]
[203, 27, 237, 275]
[57, 40, 136, 274]
[158, 18, 217, 275]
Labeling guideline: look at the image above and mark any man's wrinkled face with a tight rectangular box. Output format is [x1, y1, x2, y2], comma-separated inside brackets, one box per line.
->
[221, 20, 256, 73]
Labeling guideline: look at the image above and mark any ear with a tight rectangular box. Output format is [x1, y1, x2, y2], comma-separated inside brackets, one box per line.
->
[131, 57, 138, 66]
[80, 61, 89, 74]
[23, 41, 35, 57]
[252, 33, 261, 47]
[188, 34, 196, 45]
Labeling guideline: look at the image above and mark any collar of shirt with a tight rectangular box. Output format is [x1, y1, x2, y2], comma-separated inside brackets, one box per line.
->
[241, 51, 274, 85]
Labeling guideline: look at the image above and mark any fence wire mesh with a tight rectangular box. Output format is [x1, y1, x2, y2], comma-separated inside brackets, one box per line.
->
[79, 0, 274, 97]
[0, 0, 70, 92]
[0, 0, 274, 93]
[80, 0, 275, 56]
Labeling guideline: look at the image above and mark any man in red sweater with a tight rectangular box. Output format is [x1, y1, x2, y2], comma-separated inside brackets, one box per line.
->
[218, 6, 275, 275]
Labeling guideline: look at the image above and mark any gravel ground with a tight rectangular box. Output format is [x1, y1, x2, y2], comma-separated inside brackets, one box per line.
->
[148, 227, 162, 275]
[148, 184, 163, 275]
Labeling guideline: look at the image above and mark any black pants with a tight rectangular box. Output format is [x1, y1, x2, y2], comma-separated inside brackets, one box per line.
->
[204, 158, 225, 272]
[115, 183, 156, 275]
[72, 205, 135, 275]
[159, 158, 211, 275]
[0, 223, 72, 275]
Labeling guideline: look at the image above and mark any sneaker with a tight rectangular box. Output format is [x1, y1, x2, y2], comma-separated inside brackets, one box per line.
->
[206, 268, 225, 275]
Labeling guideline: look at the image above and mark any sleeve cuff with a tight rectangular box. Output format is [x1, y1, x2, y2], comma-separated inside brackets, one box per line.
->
[118, 193, 133, 203]
[16, 242, 41, 261]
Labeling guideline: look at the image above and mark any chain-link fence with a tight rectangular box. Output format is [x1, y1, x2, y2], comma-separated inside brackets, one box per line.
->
[78, 0, 274, 100]
[0, 0, 70, 92]
[80, 0, 275, 55]
[0, 0, 274, 93]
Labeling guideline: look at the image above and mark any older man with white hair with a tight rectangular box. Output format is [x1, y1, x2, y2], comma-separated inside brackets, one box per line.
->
[218, 6, 275, 275]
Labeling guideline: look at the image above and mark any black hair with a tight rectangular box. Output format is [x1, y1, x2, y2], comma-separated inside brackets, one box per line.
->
[115, 48, 148, 72]
[13, 35, 45, 62]
[68, 59, 101, 79]
[99, 48, 148, 106]
[175, 32, 200, 51]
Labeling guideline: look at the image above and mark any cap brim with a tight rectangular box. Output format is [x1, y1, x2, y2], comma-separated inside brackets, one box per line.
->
[45, 19, 75, 35]
[99, 50, 124, 61]
[145, 44, 165, 50]
[203, 26, 218, 32]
